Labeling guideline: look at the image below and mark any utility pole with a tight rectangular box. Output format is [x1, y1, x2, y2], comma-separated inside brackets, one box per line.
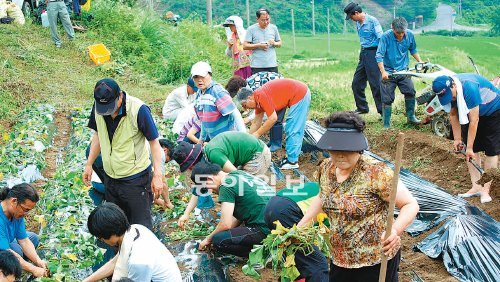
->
[393, 5, 396, 19]
[312, 0, 316, 36]
[327, 8, 331, 53]
[246, 0, 250, 27]
[292, 9, 296, 54]
[206, 0, 212, 26]
[458, 0, 462, 17]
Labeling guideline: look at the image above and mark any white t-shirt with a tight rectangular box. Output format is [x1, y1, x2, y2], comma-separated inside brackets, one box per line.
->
[113, 224, 182, 282]
[162, 85, 196, 119]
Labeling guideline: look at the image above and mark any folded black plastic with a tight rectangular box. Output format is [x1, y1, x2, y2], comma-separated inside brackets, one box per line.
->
[414, 212, 500, 282]
[365, 150, 471, 236]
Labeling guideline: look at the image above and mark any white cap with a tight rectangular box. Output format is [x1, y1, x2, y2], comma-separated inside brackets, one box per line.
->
[191, 61, 212, 77]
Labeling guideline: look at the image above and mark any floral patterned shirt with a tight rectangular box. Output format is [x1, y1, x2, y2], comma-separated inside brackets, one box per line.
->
[317, 155, 400, 268]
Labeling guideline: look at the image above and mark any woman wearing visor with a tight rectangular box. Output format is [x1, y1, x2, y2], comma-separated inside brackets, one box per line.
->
[297, 111, 418, 281]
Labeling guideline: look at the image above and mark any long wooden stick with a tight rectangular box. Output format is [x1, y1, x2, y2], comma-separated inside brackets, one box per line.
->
[379, 132, 405, 282]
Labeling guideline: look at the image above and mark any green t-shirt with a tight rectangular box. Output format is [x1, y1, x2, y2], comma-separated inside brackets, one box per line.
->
[276, 182, 320, 215]
[204, 132, 264, 168]
[218, 170, 273, 234]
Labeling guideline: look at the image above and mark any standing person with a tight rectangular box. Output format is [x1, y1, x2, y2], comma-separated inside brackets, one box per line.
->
[432, 74, 499, 203]
[83, 203, 182, 282]
[0, 184, 48, 278]
[191, 162, 273, 257]
[243, 8, 282, 75]
[191, 61, 246, 143]
[0, 250, 22, 282]
[344, 2, 383, 115]
[376, 17, 423, 128]
[46, 0, 75, 48]
[82, 78, 164, 230]
[264, 182, 329, 281]
[223, 16, 252, 79]
[297, 111, 419, 281]
[236, 78, 311, 169]
[162, 77, 198, 120]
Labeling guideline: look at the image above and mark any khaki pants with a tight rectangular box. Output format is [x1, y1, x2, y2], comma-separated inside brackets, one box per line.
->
[47, 1, 74, 46]
[242, 145, 271, 176]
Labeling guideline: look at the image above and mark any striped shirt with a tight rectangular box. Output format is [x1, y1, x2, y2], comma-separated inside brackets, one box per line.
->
[194, 81, 237, 141]
[177, 114, 201, 142]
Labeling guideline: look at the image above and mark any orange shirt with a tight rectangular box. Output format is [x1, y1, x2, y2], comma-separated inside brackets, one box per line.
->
[253, 78, 308, 116]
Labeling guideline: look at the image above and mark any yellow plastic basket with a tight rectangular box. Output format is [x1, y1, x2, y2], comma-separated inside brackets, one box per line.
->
[81, 0, 91, 12]
[88, 43, 110, 65]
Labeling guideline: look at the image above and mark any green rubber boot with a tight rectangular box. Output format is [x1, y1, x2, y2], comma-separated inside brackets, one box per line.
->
[383, 104, 392, 129]
[405, 98, 421, 125]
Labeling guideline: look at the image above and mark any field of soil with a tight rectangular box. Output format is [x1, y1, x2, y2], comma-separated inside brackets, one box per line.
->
[227, 129, 498, 282]
[31, 112, 497, 282]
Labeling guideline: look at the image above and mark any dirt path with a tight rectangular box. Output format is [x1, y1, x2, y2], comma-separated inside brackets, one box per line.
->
[41, 110, 72, 179]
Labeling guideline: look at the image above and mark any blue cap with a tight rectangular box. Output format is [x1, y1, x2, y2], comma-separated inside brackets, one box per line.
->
[432, 76, 453, 108]
[187, 77, 198, 92]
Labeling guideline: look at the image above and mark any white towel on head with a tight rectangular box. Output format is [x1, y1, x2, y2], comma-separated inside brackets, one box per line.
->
[442, 76, 469, 124]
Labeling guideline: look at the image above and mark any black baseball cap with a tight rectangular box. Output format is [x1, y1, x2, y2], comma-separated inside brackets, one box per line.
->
[94, 78, 121, 116]
[344, 2, 360, 20]
[173, 141, 203, 172]
[317, 122, 368, 151]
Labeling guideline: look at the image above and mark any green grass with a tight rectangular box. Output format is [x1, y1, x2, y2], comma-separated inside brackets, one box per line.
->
[275, 32, 500, 121]
[1, 10, 498, 133]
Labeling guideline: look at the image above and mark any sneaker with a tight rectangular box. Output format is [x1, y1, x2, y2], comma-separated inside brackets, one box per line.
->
[353, 109, 369, 114]
[279, 158, 299, 170]
[55, 44, 61, 48]
[480, 194, 492, 204]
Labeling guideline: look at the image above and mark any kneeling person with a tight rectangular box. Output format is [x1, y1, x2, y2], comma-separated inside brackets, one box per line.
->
[83, 203, 182, 282]
[264, 182, 329, 282]
[193, 162, 272, 257]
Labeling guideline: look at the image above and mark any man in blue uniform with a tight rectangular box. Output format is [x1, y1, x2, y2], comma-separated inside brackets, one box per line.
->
[376, 17, 423, 128]
[344, 2, 383, 115]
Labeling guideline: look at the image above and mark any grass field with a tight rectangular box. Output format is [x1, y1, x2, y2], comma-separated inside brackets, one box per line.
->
[0, 19, 498, 132]
[276, 33, 500, 125]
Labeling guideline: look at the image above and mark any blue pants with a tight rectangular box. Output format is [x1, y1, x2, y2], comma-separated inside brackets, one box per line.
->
[285, 89, 311, 163]
[380, 75, 416, 105]
[89, 182, 105, 206]
[352, 49, 382, 114]
[10, 232, 39, 258]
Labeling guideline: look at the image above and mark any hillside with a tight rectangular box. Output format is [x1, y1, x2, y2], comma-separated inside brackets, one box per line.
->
[159, 0, 498, 35]
[0, 0, 499, 280]
[159, 0, 441, 32]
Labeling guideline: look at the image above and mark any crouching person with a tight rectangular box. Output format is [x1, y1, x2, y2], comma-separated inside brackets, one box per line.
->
[264, 182, 329, 281]
[192, 162, 272, 257]
[83, 203, 182, 282]
[0, 184, 48, 278]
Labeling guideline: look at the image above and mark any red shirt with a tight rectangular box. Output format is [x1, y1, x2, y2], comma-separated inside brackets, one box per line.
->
[253, 78, 308, 116]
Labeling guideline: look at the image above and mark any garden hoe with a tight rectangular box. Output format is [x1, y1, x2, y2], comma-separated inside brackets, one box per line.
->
[379, 132, 405, 282]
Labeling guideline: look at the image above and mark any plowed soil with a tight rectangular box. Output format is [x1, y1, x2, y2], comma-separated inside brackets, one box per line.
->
[227, 129, 498, 282]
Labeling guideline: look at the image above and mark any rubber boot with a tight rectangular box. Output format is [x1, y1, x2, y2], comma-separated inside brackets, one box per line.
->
[405, 98, 421, 125]
[268, 124, 283, 152]
[383, 104, 392, 129]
